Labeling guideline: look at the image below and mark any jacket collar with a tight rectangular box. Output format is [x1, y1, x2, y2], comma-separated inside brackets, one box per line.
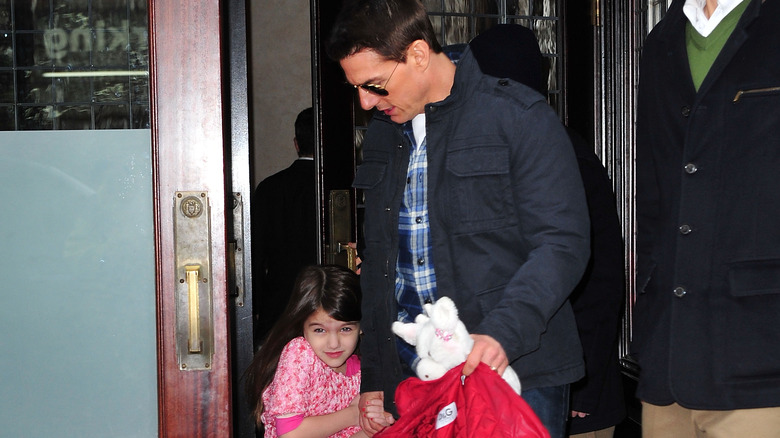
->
[369, 48, 481, 127]
[651, 0, 763, 99]
[695, 0, 762, 96]
[653, 0, 761, 43]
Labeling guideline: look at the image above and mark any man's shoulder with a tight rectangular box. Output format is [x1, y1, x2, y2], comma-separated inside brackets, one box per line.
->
[476, 75, 547, 109]
[259, 160, 311, 185]
[454, 48, 547, 110]
[643, 0, 685, 47]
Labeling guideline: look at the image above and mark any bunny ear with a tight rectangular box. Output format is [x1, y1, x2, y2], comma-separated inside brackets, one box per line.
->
[391, 321, 419, 346]
[435, 297, 458, 316]
[430, 297, 459, 328]
[414, 313, 430, 324]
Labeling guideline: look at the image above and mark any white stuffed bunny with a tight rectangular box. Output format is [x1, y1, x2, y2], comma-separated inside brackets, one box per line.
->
[391, 296, 522, 395]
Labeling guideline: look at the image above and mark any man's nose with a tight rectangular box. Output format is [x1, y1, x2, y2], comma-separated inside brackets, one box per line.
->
[358, 89, 381, 110]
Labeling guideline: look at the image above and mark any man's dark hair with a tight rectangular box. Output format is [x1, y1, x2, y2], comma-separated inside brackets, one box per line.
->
[294, 107, 315, 156]
[327, 0, 442, 63]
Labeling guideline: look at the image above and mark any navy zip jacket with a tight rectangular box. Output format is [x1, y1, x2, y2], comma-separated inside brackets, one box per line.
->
[353, 47, 591, 414]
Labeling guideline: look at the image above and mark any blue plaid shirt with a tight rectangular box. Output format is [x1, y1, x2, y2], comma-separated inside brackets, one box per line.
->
[395, 120, 438, 372]
[393, 50, 464, 372]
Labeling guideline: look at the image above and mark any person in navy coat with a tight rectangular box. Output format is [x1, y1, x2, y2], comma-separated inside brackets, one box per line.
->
[634, 0, 780, 435]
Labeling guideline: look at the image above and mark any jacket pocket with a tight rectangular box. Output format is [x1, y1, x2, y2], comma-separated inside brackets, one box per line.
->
[727, 258, 780, 297]
[444, 142, 514, 232]
[713, 258, 780, 383]
[732, 86, 780, 103]
[353, 157, 388, 190]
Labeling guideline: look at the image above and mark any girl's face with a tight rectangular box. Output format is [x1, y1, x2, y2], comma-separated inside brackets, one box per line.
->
[303, 307, 360, 374]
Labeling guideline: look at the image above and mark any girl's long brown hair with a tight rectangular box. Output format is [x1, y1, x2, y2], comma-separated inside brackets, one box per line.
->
[244, 264, 361, 426]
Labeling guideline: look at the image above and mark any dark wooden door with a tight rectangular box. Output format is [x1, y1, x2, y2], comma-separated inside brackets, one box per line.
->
[151, 0, 233, 435]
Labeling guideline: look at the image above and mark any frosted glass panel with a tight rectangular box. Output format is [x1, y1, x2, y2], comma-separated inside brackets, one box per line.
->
[0, 130, 157, 437]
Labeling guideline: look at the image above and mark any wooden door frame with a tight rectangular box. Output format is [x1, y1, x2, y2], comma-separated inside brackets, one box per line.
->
[149, 0, 232, 435]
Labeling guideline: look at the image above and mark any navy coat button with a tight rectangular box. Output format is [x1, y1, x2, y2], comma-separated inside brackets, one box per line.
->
[681, 106, 691, 117]
[673, 287, 687, 298]
[684, 163, 698, 174]
[679, 224, 692, 234]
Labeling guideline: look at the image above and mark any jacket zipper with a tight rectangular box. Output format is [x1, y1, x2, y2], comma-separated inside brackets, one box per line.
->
[732, 86, 780, 102]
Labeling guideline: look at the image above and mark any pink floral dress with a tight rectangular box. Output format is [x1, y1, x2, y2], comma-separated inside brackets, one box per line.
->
[261, 336, 361, 438]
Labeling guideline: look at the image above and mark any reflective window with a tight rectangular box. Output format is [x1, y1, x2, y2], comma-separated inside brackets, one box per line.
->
[0, 0, 149, 130]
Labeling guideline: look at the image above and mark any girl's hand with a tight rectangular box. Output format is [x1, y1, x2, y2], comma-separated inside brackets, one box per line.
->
[358, 392, 387, 436]
[363, 398, 395, 427]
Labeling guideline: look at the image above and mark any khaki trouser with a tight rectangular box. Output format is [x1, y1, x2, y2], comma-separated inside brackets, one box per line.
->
[642, 402, 780, 438]
[570, 426, 615, 438]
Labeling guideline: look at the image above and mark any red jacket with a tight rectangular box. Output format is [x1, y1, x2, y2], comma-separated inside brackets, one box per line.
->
[376, 363, 549, 438]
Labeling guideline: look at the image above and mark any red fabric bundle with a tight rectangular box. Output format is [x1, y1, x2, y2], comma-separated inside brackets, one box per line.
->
[376, 363, 549, 438]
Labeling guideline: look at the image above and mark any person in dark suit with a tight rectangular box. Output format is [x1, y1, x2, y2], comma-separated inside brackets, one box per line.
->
[470, 24, 627, 438]
[634, 0, 780, 436]
[252, 107, 318, 347]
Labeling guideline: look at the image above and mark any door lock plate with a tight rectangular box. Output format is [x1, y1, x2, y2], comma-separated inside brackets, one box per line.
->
[174, 191, 214, 371]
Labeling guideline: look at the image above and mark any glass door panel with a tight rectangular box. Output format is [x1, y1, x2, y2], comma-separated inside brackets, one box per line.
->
[0, 130, 156, 437]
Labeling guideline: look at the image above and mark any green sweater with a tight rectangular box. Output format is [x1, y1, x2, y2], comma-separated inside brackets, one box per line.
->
[686, 0, 751, 91]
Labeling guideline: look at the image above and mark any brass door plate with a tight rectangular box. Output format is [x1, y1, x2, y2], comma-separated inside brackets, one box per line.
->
[174, 191, 214, 371]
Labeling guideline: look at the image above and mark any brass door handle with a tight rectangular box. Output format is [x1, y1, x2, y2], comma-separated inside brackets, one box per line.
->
[185, 265, 202, 353]
[328, 190, 355, 270]
[338, 243, 358, 272]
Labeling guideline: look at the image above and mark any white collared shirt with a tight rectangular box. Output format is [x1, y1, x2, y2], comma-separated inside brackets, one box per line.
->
[411, 113, 426, 148]
[683, 0, 746, 37]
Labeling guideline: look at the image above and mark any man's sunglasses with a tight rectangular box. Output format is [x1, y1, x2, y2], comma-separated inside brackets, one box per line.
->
[351, 62, 399, 97]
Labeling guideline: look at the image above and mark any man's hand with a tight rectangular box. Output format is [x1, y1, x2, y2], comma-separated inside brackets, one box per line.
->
[462, 334, 509, 376]
[358, 391, 389, 436]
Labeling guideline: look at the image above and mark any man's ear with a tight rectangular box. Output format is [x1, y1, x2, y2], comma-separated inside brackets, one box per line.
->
[407, 39, 431, 70]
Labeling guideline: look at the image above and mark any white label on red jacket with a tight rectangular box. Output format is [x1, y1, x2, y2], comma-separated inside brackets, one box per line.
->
[436, 402, 458, 430]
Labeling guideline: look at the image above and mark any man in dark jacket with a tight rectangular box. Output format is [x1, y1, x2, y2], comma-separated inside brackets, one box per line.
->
[327, 1, 591, 437]
[635, 0, 780, 435]
[251, 107, 318, 346]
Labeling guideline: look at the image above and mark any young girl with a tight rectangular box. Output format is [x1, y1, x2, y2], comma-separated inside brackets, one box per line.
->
[246, 264, 390, 438]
